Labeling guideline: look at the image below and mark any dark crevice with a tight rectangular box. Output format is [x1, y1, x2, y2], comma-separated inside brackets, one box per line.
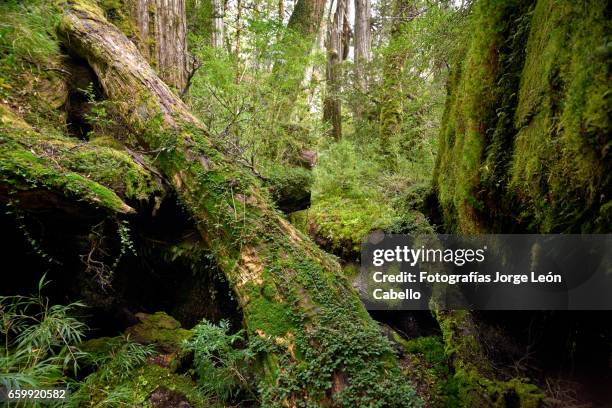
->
[62, 56, 103, 140]
[0, 192, 243, 339]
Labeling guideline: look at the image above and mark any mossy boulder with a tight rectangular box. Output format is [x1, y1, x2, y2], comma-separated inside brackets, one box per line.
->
[80, 336, 119, 356]
[126, 312, 192, 355]
[126, 364, 212, 408]
[79, 361, 212, 407]
[265, 164, 313, 213]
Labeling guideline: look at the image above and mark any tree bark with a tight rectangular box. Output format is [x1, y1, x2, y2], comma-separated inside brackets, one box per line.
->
[211, 0, 224, 48]
[58, 2, 417, 405]
[285, 0, 327, 43]
[270, 0, 327, 118]
[131, 0, 189, 91]
[323, 0, 350, 139]
[353, 0, 371, 92]
[378, 0, 413, 156]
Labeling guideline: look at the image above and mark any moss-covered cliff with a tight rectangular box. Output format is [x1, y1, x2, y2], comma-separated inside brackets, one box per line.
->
[434, 0, 610, 233]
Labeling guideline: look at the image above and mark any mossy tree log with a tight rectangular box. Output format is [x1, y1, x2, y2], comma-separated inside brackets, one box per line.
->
[58, 2, 419, 406]
[0, 104, 162, 215]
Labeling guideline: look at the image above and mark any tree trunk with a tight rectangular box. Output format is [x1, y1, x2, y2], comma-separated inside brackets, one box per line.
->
[378, 0, 412, 156]
[58, 2, 418, 406]
[353, 0, 371, 92]
[211, 0, 224, 48]
[285, 0, 327, 43]
[323, 0, 349, 139]
[131, 0, 189, 91]
[270, 0, 327, 119]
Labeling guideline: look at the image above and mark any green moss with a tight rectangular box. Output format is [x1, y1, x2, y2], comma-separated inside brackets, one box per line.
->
[509, 0, 611, 232]
[452, 369, 544, 408]
[265, 164, 312, 211]
[125, 312, 192, 354]
[434, 0, 610, 233]
[434, 310, 544, 407]
[0, 141, 134, 214]
[0, 104, 162, 210]
[242, 283, 295, 339]
[126, 364, 212, 407]
[308, 197, 395, 258]
[288, 209, 309, 234]
[80, 336, 119, 355]
[55, 3, 424, 404]
[392, 335, 461, 407]
[99, 0, 137, 38]
[81, 362, 213, 407]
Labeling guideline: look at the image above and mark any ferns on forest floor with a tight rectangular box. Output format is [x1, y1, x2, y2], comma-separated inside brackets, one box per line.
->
[0, 275, 87, 390]
[0, 276, 159, 407]
[183, 319, 257, 405]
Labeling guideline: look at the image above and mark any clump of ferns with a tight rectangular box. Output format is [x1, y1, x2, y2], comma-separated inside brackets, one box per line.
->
[0, 274, 87, 389]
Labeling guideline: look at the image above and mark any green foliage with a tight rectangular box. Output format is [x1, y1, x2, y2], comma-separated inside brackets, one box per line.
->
[185, 4, 326, 177]
[394, 335, 462, 408]
[0, 103, 162, 212]
[308, 136, 434, 256]
[80, 83, 115, 131]
[0, 0, 60, 71]
[112, 220, 136, 270]
[305, 1, 463, 253]
[183, 319, 256, 404]
[81, 336, 155, 382]
[0, 275, 87, 390]
[73, 334, 198, 407]
[250, 244, 422, 407]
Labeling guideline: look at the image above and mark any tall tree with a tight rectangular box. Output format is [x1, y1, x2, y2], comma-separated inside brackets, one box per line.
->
[323, 0, 350, 139]
[270, 0, 327, 117]
[378, 0, 413, 155]
[353, 0, 372, 92]
[131, 0, 189, 91]
[211, 0, 225, 48]
[285, 0, 328, 44]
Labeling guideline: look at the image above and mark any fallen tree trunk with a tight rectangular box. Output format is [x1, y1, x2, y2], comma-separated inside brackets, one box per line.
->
[58, 2, 419, 406]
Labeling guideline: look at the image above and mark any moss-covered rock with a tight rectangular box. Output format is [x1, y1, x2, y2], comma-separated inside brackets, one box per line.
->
[435, 310, 544, 408]
[434, 0, 610, 233]
[78, 361, 213, 407]
[126, 311, 192, 355]
[265, 164, 312, 213]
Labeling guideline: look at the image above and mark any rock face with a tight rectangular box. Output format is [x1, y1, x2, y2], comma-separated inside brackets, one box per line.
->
[434, 0, 610, 234]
